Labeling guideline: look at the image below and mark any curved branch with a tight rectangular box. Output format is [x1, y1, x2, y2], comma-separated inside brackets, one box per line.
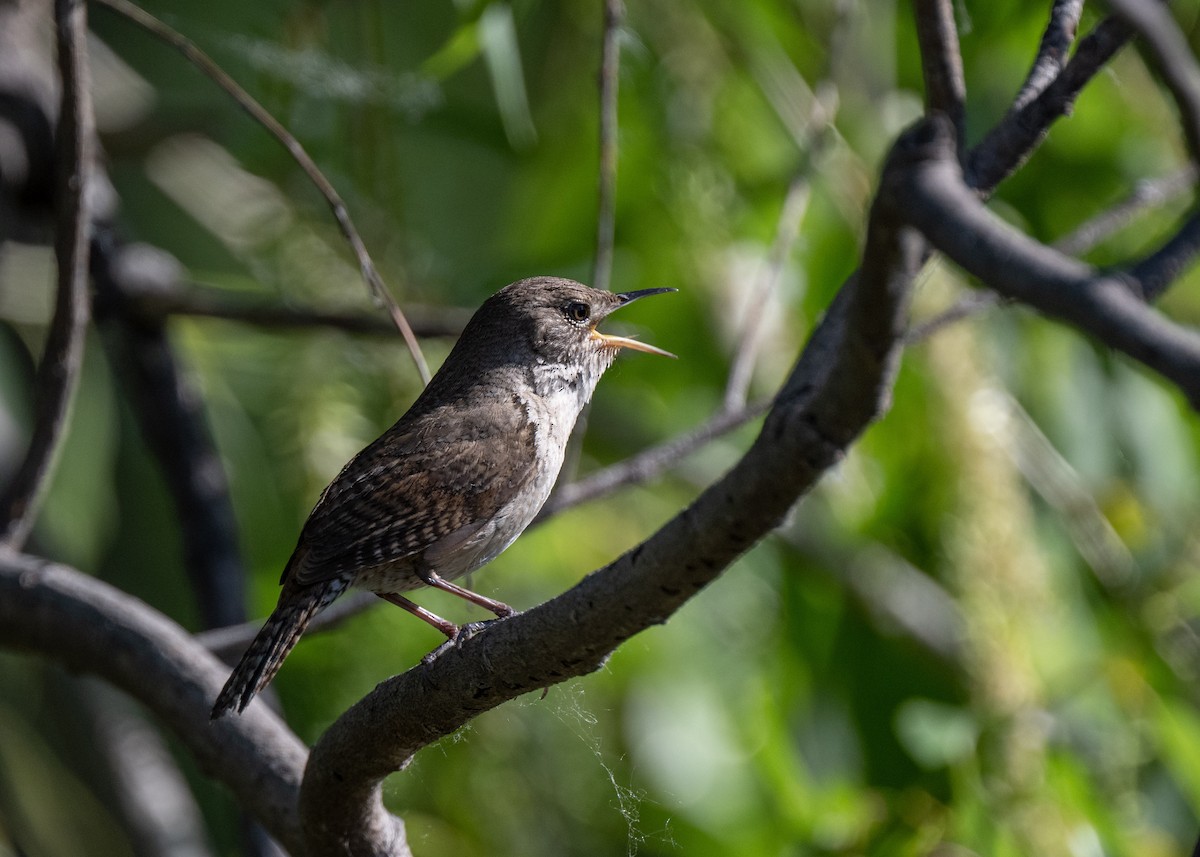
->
[1128, 209, 1200, 300]
[296, 119, 931, 857]
[1107, 0, 1200, 164]
[0, 0, 93, 550]
[0, 550, 314, 855]
[91, 0, 432, 385]
[900, 116, 1200, 407]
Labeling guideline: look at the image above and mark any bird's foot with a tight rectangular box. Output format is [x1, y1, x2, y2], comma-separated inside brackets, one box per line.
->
[419, 615, 512, 667]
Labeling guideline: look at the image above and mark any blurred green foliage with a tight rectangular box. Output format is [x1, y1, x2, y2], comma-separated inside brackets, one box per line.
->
[3, 0, 1200, 855]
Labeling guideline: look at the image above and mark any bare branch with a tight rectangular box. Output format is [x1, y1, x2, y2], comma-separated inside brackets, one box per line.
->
[908, 166, 1197, 341]
[536, 398, 771, 522]
[199, 591, 378, 660]
[723, 176, 811, 410]
[296, 120, 930, 857]
[1107, 0, 1200, 164]
[905, 290, 1004, 343]
[0, 0, 93, 550]
[91, 0, 432, 385]
[1012, 0, 1085, 112]
[901, 115, 1200, 407]
[0, 550, 318, 856]
[1055, 166, 1196, 256]
[94, 242, 468, 338]
[1127, 209, 1200, 300]
[968, 14, 1133, 192]
[593, 0, 623, 293]
[912, 0, 967, 143]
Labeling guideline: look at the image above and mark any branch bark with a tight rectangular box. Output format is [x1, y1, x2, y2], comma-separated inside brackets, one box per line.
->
[899, 115, 1200, 407]
[0, 549, 310, 855]
[0, 0, 93, 550]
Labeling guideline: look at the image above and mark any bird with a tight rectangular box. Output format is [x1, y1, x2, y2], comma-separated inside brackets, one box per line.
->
[211, 276, 674, 717]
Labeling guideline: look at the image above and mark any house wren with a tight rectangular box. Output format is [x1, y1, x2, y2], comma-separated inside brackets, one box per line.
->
[211, 276, 673, 717]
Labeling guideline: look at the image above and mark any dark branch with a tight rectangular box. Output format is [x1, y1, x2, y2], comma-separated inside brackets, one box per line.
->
[0, 0, 93, 550]
[1127, 209, 1200, 301]
[91, 0, 432, 384]
[92, 230, 249, 629]
[912, 0, 967, 146]
[1107, 0, 1200, 164]
[967, 14, 1133, 192]
[0, 550, 313, 855]
[91, 242, 468, 338]
[1012, 0, 1085, 111]
[901, 115, 1200, 407]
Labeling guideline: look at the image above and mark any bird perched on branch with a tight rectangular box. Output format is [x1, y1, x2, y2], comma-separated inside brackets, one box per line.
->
[212, 276, 674, 718]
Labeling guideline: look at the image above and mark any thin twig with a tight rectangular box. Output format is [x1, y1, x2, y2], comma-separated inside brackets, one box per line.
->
[535, 398, 771, 523]
[92, 0, 432, 384]
[723, 177, 811, 410]
[198, 592, 378, 659]
[1012, 0, 1085, 112]
[0, 0, 93, 550]
[905, 291, 1003, 344]
[1056, 167, 1197, 256]
[593, 0, 623, 293]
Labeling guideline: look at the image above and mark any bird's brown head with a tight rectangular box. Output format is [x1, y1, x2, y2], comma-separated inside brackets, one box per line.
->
[446, 276, 675, 375]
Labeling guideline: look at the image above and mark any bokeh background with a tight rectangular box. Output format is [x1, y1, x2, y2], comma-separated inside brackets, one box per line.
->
[3, 0, 1200, 855]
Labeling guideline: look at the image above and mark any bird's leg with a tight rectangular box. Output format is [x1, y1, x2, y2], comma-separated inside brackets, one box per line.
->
[416, 569, 517, 619]
[377, 592, 459, 638]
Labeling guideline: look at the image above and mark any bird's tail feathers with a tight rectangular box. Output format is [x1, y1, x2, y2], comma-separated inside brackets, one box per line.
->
[210, 581, 346, 719]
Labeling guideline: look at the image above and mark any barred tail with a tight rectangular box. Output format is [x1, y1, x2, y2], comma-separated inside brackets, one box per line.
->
[210, 581, 345, 719]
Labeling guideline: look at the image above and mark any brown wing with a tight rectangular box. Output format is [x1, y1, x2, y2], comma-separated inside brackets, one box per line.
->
[284, 394, 538, 587]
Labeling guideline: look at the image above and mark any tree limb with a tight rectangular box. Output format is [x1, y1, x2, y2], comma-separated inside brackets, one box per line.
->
[1107, 0, 1200, 164]
[899, 115, 1200, 407]
[0, 0, 93, 550]
[0, 549, 312, 855]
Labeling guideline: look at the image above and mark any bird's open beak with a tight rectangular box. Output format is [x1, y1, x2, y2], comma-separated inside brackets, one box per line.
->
[591, 287, 677, 358]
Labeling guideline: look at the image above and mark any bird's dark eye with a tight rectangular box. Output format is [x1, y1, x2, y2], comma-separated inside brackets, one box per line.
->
[564, 301, 591, 323]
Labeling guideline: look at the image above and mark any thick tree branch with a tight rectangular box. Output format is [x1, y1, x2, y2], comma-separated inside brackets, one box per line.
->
[0, 0, 93, 550]
[899, 116, 1200, 407]
[0, 549, 312, 855]
[91, 0, 432, 385]
[295, 120, 930, 857]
